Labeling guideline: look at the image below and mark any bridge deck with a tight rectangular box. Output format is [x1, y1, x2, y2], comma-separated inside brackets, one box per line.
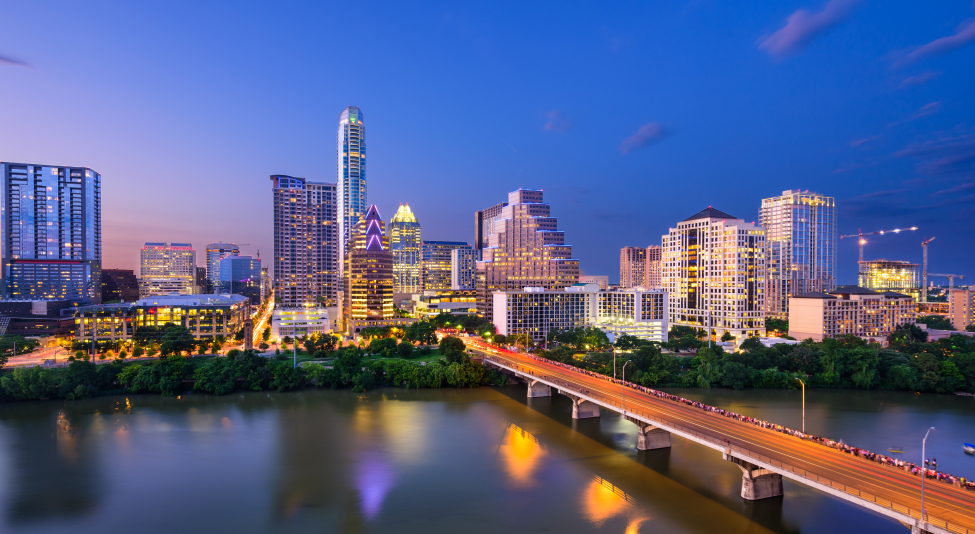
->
[467, 339, 975, 534]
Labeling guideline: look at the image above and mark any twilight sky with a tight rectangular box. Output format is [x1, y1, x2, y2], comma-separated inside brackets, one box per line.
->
[2, 1, 974, 284]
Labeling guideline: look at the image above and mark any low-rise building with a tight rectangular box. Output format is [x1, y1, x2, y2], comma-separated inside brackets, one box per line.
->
[271, 307, 330, 340]
[412, 290, 477, 320]
[788, 286, 916, 346]
[101, 269, 140, 303]
[73, 293, 249, 345]
[492, 284, 669, 344]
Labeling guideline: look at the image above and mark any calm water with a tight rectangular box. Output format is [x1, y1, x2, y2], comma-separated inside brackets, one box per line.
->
[0, 385, 972, 534]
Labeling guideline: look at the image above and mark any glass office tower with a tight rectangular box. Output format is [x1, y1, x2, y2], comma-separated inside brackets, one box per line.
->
[390, 203, 422, 293]
[206, 243, 239, 294]
[759, 190, 837, 320]
[337, 106, 366, 274]
[1, 162, 101, 302]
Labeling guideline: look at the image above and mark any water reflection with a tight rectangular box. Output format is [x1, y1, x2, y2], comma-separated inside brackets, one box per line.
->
[355, 450, 394, 519]
[499, 423, 547, 489]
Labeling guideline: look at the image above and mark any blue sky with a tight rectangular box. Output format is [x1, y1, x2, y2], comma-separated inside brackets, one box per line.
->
[2, 0, 974, 284]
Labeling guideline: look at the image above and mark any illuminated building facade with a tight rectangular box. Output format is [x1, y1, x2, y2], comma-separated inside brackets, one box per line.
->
[476, 189, 579, 318]
[451, 247, 477, 290]
[858, 259, 920, 302]
[218, 255, 262, 304]
[344, 205, 393, 324]
[390, 203, 422, 293]
[789, 286, 916, 346]
[73, 293, 249, 345]
[205, 243, 239, 294]
[423, 241, 471, 291]
[474, 201, 508, 256]
[760, 190, 837, 320]
[1, 162, 102, 303]
[492, 283, 668, 343]
[139, 242, 196, 297]
[620, 247, 647, 288]
[412, 289, 477, 319]
[662, 207, 766, 340]
[337, 106, 366, 272]
[270, 175, 338, 308]
[271, 307, 330, 340]
[948, 289, 975, 331]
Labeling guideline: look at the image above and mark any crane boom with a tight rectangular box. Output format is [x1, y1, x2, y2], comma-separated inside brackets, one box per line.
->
[840, 226, 918, 264]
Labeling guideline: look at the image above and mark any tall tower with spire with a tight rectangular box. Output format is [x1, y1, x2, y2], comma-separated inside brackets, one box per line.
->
[390, 203, 422, 293]
[344, 205, 393, 323]
[337, 106, 366, 276]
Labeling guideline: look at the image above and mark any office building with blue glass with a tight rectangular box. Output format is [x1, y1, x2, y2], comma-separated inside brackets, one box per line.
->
[1, 162, 101, 303]
[218, 255, 262, 305]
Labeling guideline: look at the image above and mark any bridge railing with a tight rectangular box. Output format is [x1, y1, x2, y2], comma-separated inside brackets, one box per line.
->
[483, 353, 971, 534]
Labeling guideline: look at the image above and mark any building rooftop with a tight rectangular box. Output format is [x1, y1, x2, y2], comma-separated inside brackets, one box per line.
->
[793, 291, 837, 299]
[830, 285, 879, 295]
[683, 207, 737, 222]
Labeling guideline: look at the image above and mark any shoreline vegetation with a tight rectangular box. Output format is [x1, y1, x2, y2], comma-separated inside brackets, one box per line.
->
[1, 314, 973, 403]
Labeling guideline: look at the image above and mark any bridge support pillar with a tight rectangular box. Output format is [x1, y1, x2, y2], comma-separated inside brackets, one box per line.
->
[527, 380, 551, 398]
[625, 416, 671, 450]
[561, 392, 600, 419]
[725, 455, 783, 500]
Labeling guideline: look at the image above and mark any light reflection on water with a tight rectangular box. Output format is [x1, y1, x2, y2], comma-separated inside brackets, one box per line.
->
[0, 386, 967, 533]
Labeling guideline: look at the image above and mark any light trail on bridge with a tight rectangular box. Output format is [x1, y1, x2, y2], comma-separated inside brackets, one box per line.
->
[464, 337, 975, 534]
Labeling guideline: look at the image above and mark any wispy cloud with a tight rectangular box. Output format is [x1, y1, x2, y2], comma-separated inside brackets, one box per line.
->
[849, 188, 909, 200]
[909, 101, 942, 120]
[758, 0, 861, 58]
[849, 135, 881, 148]
[894, 130, 975, 176]
[932, 182, 975, 196]
[897, 19, 975, 67]
[542, 110, 572, 133]
[898, 71, 940, 88]
[0, 55, 31, 69]
[619, 123, 669, 154]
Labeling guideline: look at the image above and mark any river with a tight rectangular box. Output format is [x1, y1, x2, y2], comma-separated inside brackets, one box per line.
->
[0, 385, 971, 534]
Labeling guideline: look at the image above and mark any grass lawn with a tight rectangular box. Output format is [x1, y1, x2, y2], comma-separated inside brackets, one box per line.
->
[366, 348, 443, 364]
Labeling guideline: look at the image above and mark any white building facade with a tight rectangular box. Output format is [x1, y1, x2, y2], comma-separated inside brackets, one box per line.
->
[662, 208, 766, 341]
[450, 247, 477, 290]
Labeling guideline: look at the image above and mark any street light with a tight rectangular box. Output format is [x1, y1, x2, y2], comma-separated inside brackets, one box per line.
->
[921, 426, 935, 529]
[622, 360, 632, 413]
[795, 378, 805, 433]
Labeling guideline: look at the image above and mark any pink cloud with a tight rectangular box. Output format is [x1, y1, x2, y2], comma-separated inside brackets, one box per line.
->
[619, 123, 669, 154]
[759, 0, 861, 58]
[542, 110, 572, 133]
[899, 19, 975, 66]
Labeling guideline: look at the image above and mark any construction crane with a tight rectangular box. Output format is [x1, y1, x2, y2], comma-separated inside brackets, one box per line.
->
[840, 226, 919, 263]
[928, 273, 964, 291]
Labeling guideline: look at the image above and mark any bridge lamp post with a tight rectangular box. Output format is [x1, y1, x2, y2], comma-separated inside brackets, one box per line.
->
[921, 426, 935, 528]
[622, 360, 632, 413]
[794, 378, 805, 433]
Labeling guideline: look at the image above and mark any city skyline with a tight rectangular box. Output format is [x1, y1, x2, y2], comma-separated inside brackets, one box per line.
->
[2, 2, 974, 284]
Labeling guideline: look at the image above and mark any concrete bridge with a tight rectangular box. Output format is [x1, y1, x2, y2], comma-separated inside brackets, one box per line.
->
[468, 339, 975, 534]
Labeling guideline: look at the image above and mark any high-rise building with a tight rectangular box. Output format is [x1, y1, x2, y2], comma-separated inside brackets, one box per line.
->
[476, 189, 579, 318]
[423, 241, 471, 291]
[139, 243, 197, 297]
[195, 266, 207, 294]
[270, 175, 338, 308]
[451, 247, 477, 290]
[205, 243, 239, 293]
[948, 289, 975, 331]
[662, 207, 766, 340]
[390, 203, 422, 293]
[646, 245, 662, 288]
[620, 247, 647, 288]
[1, 162, 102, 302]
[218, 255, 262, 305]
[760, 190, 837, 320]
[337, 106, 366, 273]
[858, 259, 920, 302]
[789, 286, 915, 345]
[101, 269, 140, 302]
[474, 201, 508, 258]
[344, 205, 393, 323]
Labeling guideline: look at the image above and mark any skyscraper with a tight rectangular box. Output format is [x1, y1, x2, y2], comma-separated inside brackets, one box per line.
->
[205, 243, 239, 294]
[476, 189, 579, 318]
[620, 247, 647, 288]
[344, 205, 393, 322]
[646, 245, 662, 288]
[139, 243, 196, 297]
[337, 106, 366, 273]
[451, 247, 477, 290]
[760, 190, 837, 320]
[1, 162, 101, 302]
[662, 207, 766, 340]
[423, 241, 471, 291]
[270, 175, 338, 308]
[218, 255, 262, 305]
[474, 201, 508, 258]
[390, 203, 422, 293]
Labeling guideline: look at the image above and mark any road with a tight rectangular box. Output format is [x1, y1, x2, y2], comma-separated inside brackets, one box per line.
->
[465, 338, 975, 534]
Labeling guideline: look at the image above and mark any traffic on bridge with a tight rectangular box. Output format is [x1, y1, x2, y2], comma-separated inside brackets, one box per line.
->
[462, 336, 975, 534]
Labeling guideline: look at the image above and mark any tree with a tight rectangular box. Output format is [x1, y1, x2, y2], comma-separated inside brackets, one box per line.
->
[304, 333, 338, 355]
[493, 334, 506, 345]
[720, 332, 735, 342]
[614, 334, 644, 351]
[0, 335, 40, 368]
[1, 366, 57, 400]
[403, 321, 437, 345]
[916, 315, 952, 331]
[439, 336, 467, 364]
[396, 340, 414, 358]
[766, 318, 789, 335]
[262, 328, 271, 342]
[158, 324, 196, 356]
